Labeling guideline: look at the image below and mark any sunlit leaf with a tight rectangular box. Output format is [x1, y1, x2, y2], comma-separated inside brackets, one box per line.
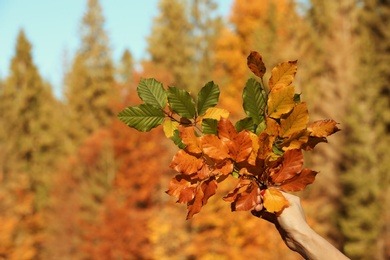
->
[308, 119, 340, 137]
[200, 135, 230, 161]
[166, 175, 192, 198]
[268, 60, 298, 90]
[242, 78, 267, 125]
[263, 188, 289, 213]
[279, 168, 318, 192]
[280, 130, 310, 151]
[170, 150, 204, 175]
[280, 102, 309, 138]
[247, 51, 266, 78]
[179, 126, 202, 154]
[201, 178, 218, 205]
[187, 187, 204, 219]
[265, 117, 280, 136]
[197, 81, 220, 116]
[230, 130, 253, 162]
[268, 85, 295, 118]
[163, 119, 179, 138]
[257, 132, 275, 160]
[271, 149, 303, 183]
[202, 107, 229, 120]
[218, 118, 237, 143]
[167, 86, 196, 118]
[171, 129, 186, 149]
[118, 104, 165, 132]
[137, 78, 167, 109]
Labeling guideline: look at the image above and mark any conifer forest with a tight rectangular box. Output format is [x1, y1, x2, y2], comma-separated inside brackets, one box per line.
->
[0, 0, 389, 259]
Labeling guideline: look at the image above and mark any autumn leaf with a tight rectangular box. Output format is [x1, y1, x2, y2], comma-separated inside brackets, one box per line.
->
[280, 130, 310, 151]
[179, 126, 202, 154]
[257, 132, 275, 160]
[247, 51, 266, 78]
[200, 135, 230, 161]
[302, 136, 328, 151]
[263, 188, 289, 213]
[268, 60, 298, 90]
[265, 117, 280, 137]
[267, 85, 295, 118]
[308, 119, 340, 137]
[271, 149, 303, 183]
[230, 130, 253, 163]
[202, 107, 230, 120]
[280, 102, 309, 138]
[163, 119, 179, 138]
[170, 150, 204, 175]
[166, 175, 192, 199]
[178, 187, 196, 204]
[187, 187, 204, 219]
[201, 177, 218, 205]
[224, 178, 258, 211]
[218, 118, 237, 143]
[279, 168, 318, 192]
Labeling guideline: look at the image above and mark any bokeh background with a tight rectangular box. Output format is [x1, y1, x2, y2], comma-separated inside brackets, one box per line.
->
[0, 0, 389, 259]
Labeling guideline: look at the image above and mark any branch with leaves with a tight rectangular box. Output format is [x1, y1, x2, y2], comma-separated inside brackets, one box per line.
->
[118, 51, 339, 219]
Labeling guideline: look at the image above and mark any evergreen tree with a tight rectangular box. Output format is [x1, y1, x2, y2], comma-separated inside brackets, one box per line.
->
[65, 0, 115, 144]
[0, 29, 65, 258]
[338, 0, 390, 258]
[147, 0, 193, 89]
[117, 48, 134, 84]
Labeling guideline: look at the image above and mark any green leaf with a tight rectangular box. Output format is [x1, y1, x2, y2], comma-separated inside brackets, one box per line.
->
[197, 81, 220, 116]
[294, 93, 301, 103]
[235, 117, 255, 132]
[242, 78, 267, 125]
[272, 144, 284, 156]
[232, 168, 240, 178]
[167, 86, 196, 118]
[137, 78, 167, 109]
[202, 118, 218, 135]
[118, 104, 165, 132]
[171, 129, 187, 149]
[255, 120, 267, 135]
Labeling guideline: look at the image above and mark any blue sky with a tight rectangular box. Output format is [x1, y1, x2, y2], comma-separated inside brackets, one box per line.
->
[0, 0, 233, 97]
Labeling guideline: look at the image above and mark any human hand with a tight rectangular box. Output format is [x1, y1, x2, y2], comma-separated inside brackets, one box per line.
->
[252, 190, 349, 259]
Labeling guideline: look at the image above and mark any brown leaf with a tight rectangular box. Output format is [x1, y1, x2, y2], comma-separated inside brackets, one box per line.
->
[223, 177, 252, 202]
[212, 159, 234, 176]
[257, 132, 275, 160]
[302, 136, 327, 151]
[279, 168, 318, 192]
[170, 150, 204, 175]
[280, 130, 310, 151]
[247, 51, 266, 78]
[268, 60, 298, 90]
[166, 175, 192, 199]
[178, 187, 196, 203]
[308, 119, 340, 138]
[187, 187, 204, 219]
[224, 177, 258, 211]
[200, 135, 230, 161]
[218, 118, 237, 143]
[271, 149, 303, 183]
[280, 102, 309, 138]
[230, 130, 253, 162]
[180, 126, 202, 154]
[201, 178, 217, 205]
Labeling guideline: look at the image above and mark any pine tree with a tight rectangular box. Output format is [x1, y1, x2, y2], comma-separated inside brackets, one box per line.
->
[146, 0, 193, 89]
[0, 29, 65, 258]
[117, 48, 134, 84]
[65, 0, 115, 144]
[338, 0, 390, 258]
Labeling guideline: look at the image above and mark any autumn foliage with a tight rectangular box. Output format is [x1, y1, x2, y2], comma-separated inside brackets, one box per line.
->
[118, 51, 340, 219]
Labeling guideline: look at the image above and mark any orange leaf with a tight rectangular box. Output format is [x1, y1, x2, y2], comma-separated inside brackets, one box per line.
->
[212, 159, 234, 176]
[308, 119, 340, 138]
[230, 130, 253, 162]
[265, 117, 280, 136]
[180, 126, 202, 154]
[178, 187, 196, 204]
[302, 136, 327, 151]
[223, 178, 258, 211]
[268, 60, 298, 90]
[280, 102, 309, 138]
[257, 132, 275, 160]
[267, 85, 295, 118]
[200, 135, 230, 161]
[187, 187, 204, 219]
[201, 178, 217, 205]
[279, 168, 318, 192]
[166, 175, 192, 199]
[271, 149, 303, 183]
[263, 188, 289, 213]
[218, 118, 237, 143]
[247, 51, 266, 78]
[170, 150, 204, 175]
[280, 130, 310, 151]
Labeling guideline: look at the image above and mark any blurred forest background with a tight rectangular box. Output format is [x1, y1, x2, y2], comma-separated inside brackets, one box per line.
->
[0, 0, 389, 259]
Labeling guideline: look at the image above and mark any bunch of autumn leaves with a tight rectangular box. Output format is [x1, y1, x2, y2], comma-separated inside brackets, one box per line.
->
[166, 51, 339, 219]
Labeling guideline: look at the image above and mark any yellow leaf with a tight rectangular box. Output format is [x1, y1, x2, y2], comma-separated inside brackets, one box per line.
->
[263, 188, 289, 213]
[267, 85, 295, 118]
[280, 102, 309, 138]
[163, 119, 179, 138]
[202, 107, 230, 120]
[281, 130, 310, 151]
[268, 60, 298, 90]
